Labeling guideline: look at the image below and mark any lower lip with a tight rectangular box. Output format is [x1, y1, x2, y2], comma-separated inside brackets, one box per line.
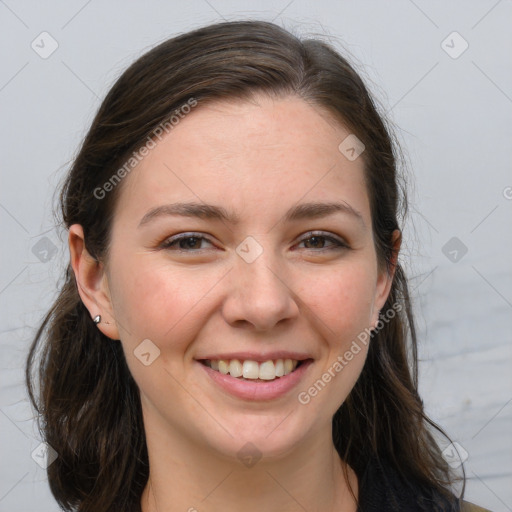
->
[197, 360, 313, 401]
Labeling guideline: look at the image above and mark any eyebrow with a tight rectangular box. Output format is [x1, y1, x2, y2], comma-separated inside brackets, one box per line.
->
[138, 200, 366, 229]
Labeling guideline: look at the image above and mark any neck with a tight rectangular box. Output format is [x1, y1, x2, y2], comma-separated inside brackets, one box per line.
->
[140, 420, 358, 512]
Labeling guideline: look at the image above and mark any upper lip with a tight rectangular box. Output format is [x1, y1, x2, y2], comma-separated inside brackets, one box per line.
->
[195, 351, 313, 363]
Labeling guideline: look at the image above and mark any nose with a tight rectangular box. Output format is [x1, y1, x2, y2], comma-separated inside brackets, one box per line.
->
[221, 246, 299, 331]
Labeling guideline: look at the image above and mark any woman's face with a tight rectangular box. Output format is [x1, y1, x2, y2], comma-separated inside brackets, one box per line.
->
[92, 95, 395, 460]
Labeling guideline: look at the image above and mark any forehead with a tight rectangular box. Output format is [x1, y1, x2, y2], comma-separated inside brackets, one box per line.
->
[157, 94, 352, 161]
[114, 94, 370, 226]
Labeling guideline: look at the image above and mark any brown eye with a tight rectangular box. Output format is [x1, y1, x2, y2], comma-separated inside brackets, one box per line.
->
[296, 233, 348, 251]
[161, 234, 214, 251]
[303, 236, 328, 249]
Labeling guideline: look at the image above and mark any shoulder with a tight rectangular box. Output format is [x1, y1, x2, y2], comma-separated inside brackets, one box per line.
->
[460, 502, 493, 512]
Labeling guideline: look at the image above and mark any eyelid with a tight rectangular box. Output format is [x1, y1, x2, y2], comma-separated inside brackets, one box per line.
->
[294, 231, 349, 250]
[159, 230, 349, 252]
[159, 232, 216, 250]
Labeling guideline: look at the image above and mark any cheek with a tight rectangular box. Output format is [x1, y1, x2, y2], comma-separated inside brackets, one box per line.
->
[301, 266, 375, 410]
[110, 246, 378, 356]
[297, 263, 376, 336]
[110, 256, 223, 347]
[109, 259, 222, 393]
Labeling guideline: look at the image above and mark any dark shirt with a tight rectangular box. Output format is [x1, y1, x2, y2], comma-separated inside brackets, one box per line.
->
[357, 457, 460, 512]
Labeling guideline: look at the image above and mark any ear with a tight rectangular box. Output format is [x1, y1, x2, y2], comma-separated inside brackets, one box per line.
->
[68, 224, 120, 340]
[370, 229, 401, 328]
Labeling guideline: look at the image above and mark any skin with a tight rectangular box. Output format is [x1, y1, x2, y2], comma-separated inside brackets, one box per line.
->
[69, 94, 400, 512]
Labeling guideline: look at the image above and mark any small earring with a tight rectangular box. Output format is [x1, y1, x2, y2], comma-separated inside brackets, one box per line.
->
[93, 315, 101, 324]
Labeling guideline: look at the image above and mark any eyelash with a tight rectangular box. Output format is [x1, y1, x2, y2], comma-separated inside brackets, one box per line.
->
[159, 231, 349, 252]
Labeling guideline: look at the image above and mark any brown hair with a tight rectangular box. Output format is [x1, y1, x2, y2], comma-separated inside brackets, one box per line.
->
[26, 20, 463, 511]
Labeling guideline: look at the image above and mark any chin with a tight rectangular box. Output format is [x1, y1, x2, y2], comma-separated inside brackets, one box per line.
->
[203, 411, 314, 464]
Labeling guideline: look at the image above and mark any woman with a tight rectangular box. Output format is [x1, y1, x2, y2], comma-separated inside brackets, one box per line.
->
[26, 20, 490, 512]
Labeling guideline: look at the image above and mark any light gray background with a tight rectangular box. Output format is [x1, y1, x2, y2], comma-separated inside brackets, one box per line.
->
[1, 1, 511, 511]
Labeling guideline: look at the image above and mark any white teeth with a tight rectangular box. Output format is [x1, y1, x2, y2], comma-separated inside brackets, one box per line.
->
[203, 357, 303, 380]
[229, 359, 243, 378]
[242, 360, 259, 379]
[259, 360, 275, 380]
[218, 360, 229, 375]
[275, 359, 284, 377]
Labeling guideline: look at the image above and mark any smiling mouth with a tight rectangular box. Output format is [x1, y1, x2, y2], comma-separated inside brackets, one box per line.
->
[198, 358, 310, 381]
